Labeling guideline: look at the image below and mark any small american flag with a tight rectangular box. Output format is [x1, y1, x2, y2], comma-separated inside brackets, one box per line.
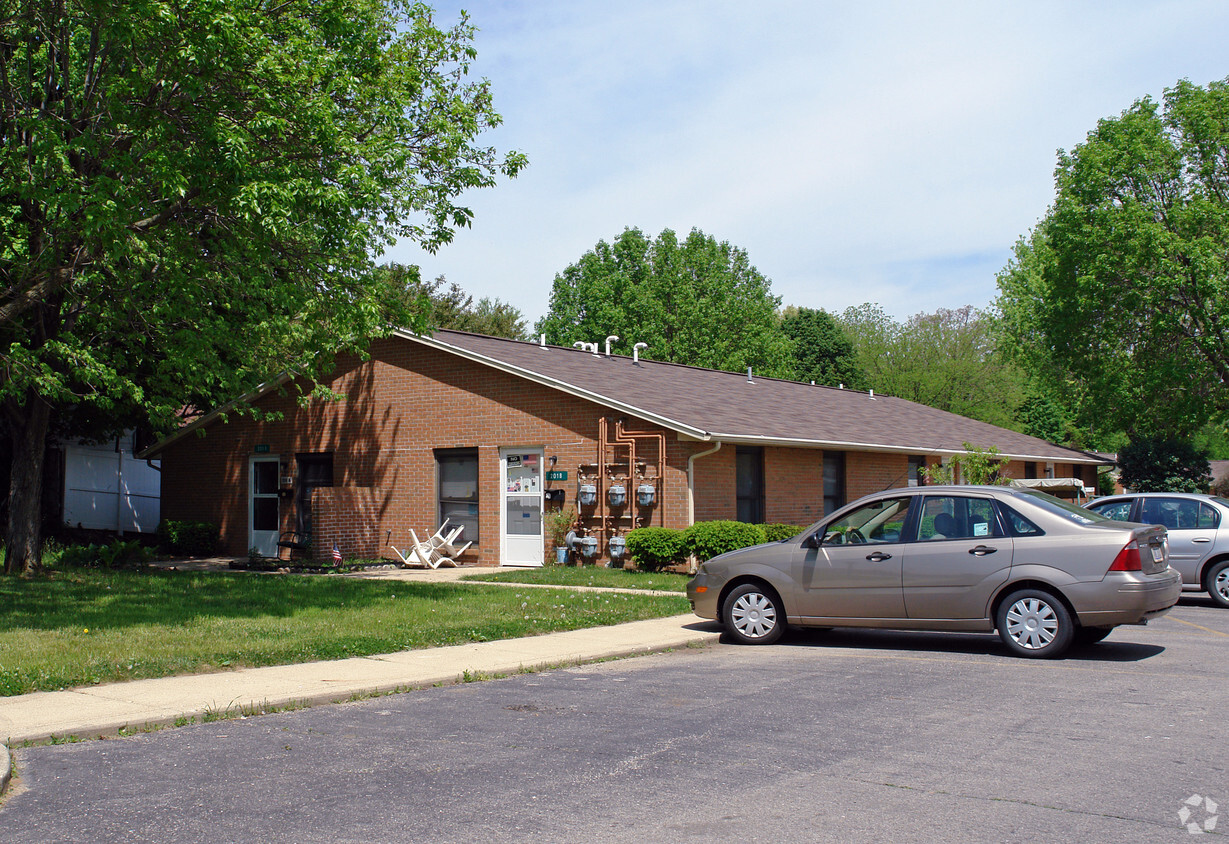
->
[332, 543, 342, 564]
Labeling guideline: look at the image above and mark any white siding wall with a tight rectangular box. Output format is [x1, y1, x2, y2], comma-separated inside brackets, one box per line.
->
[63, 437, 161, 533]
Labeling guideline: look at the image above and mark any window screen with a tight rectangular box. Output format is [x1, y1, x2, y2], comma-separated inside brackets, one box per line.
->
[437, 449, 479, 544]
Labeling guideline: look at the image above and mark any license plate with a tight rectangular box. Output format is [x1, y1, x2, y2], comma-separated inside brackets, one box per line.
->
[1151, 545, 1164, 563]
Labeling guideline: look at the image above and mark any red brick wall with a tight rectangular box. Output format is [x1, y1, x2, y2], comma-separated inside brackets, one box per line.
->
[158, 336, 1104, 560]
[690, 444, 735, 523]
[159, 339, 694, 563]
[764, 446, 823, 526]
[313, 487, 384, 560]
[845, 451, 911, 501]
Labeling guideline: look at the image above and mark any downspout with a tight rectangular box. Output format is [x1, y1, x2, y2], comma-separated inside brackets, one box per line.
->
[687, 440, 723, 526]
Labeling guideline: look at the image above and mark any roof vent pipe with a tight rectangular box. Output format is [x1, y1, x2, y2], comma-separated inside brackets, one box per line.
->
[869, 389, 875, 398]
[573, 342, 586, 350]
[747, 367, 753, 382]
[633, 342, 648, 364]
[540, 334, 547, 348]
[604, 335, 619, 356]
[839, 384, 844, 390]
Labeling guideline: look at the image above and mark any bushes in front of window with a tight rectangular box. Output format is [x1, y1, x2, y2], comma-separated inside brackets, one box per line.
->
[627, 521, 808, 570]
[157, 520, 221, 557]
[684, 521, 768, 562]
[761, 523, 806, 542]
[625, 527, 687, 571]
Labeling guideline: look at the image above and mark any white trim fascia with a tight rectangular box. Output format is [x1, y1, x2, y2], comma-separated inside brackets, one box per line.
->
[682, 431, 1106, 466]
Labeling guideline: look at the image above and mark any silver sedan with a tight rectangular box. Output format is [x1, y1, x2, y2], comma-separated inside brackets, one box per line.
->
[687, 485, 1180, 658]
[1087, 492, 1229, 608]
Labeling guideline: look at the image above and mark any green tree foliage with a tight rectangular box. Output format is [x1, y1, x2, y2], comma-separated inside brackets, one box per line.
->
[780, 306, 867, 388]
[0, 1, 525, 573]
[838, 304, 1027, 430]
[535, 227, 794, 376]
[376, 265, 527, 339]
[997, 78, 1229, 441]
[1117, 437, 1210, 493]
[921, 443, 1011, 486]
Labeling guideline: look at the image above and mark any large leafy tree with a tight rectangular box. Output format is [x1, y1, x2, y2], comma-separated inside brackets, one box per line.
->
[535, 227, 794, 376]
[375, 264, 527, 339]
[779, 306, 867, 389]
[0, 0, 524, 573]
[997, 78, 1229, 441]
[1117, 437, 1210, 493]
[838, 304, 1028, 430]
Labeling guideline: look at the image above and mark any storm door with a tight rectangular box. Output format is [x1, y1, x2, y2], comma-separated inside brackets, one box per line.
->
[501, 448, 544, 567]
[249, 456, 281, 558]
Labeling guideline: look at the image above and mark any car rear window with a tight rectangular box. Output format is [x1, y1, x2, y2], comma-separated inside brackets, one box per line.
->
[997, 503, 1043, 537]
[1014, 489, 1109, 525]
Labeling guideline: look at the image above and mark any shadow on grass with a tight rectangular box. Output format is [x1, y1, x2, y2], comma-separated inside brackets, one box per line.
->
[0, 568, 475, 632]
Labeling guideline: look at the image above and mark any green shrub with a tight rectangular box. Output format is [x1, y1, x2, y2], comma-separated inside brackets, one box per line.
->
[56, 539, 152, 568]
[684, 521, 767, 562]
[760, 523, 806, 542]
[625, 527, 686, 571]
[158, 520, 220, 556]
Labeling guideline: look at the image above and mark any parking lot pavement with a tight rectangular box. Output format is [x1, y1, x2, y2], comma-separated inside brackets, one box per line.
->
[2, 595, 1225, 842]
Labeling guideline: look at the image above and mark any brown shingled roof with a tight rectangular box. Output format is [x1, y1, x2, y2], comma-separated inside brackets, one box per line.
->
[412, 329, 1103, 465]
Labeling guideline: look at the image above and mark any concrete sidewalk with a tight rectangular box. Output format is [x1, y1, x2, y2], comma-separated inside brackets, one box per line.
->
[0, 565, 719, 751]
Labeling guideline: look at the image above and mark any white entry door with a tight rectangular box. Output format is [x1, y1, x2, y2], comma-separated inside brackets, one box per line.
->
[249, 456, 281, 558]
[501, 448, 544, 567]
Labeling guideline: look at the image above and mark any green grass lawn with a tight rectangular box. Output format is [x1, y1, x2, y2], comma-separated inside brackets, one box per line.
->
[461, 567, 691, 592]
[0, 568, 690, 696]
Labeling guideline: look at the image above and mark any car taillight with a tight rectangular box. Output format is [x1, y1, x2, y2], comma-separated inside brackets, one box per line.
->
[1108, 539, 1142, 572]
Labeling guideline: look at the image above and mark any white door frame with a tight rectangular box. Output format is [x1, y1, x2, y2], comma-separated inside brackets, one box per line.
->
[500, 448, 544, 567]
[249, 455, 281, 558]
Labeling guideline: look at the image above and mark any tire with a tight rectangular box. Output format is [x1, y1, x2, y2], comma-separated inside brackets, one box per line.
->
[996, 588, 1074, 658]
[1073, 626, 1114, 646]
[1205, 560, 1229, 609]
[722, 582, 784, 645]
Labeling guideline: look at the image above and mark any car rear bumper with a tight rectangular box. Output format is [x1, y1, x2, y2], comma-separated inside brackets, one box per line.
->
[1069, 569, 1182, 626]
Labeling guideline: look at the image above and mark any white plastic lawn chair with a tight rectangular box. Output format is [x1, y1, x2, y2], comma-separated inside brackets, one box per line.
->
[389, 521, 471, 569]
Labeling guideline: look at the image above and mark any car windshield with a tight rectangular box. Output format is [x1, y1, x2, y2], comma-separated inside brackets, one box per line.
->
[1016, 489, 1108, 524]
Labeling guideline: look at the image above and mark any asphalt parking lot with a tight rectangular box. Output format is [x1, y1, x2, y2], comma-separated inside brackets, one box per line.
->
[2, 595, 1226, 843]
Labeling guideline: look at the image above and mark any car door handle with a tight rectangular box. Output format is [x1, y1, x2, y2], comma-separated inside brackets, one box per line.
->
[866, 552, 892, 562]
[1192, 537, 1212, 543]
[969, 545, 997, 556]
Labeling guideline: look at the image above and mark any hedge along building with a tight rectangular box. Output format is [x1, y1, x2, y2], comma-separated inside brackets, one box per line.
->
[141, 329, 1107, 566]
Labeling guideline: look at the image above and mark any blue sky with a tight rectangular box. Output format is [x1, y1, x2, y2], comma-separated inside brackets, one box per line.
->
[384, 1, 1229, 327]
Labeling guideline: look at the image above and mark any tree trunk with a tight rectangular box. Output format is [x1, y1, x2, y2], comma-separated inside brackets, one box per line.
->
[4, 394, 52, 575]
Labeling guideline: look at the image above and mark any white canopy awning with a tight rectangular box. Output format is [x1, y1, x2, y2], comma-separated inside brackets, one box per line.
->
[1009, 477, 1087, 496]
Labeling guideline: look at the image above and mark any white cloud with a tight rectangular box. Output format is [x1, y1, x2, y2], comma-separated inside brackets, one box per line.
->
[384, 0, 1229, 327]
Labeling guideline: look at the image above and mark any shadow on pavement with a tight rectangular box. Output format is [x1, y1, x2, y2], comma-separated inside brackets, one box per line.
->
[717, 625, 1166, 662]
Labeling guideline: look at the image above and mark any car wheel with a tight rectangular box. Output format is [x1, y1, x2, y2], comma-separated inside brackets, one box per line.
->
[996, 589, 1074, 658]
[722, 582, 784, 645]
[1205, 560, 1229, 609]
[1073, 626, 1113, 646]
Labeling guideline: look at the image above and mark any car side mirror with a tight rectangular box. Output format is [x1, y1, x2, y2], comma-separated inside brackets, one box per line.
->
[801, 533, 819, 549]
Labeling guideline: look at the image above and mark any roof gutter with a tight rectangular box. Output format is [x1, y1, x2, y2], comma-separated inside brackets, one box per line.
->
[684, 432, 1107, 466]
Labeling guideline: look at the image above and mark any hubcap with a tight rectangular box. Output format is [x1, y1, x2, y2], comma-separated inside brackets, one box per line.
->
[1216, 569, 1229, 602]
[731, 592, 777, 639]
[1005, 597, 1058, 650]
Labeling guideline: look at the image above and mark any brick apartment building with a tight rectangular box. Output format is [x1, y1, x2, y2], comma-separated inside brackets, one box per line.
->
[142, 329, 1106, 566]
